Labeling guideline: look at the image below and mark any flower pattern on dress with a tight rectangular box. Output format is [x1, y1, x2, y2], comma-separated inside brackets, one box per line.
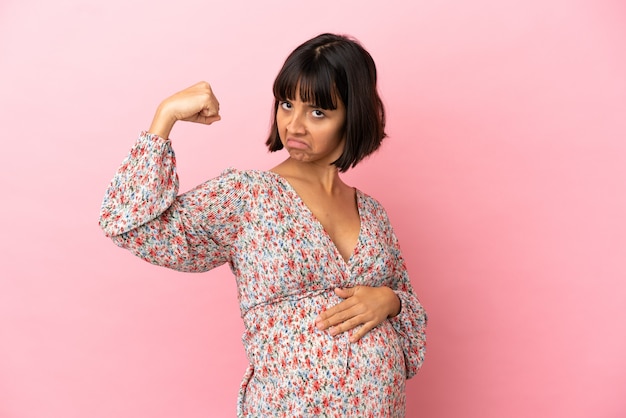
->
[100, 132, 427, 417]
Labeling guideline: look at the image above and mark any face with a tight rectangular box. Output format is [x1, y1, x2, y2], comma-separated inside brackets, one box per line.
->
[276, 92, 346, 168]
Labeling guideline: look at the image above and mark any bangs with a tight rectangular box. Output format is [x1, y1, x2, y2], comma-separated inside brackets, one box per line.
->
[273, 60, 340, 110]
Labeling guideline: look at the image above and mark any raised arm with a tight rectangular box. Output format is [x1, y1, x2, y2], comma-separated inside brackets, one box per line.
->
[99, 82, 247, 272]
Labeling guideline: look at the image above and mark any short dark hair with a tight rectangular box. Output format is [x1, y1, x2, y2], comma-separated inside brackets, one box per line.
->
[265, 33, 387, 172]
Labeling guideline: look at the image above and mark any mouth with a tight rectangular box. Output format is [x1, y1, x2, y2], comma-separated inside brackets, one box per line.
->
[286, 138, 309, 150]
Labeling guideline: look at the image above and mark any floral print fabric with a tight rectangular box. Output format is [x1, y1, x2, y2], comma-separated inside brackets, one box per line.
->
[100, 132, 427, 417]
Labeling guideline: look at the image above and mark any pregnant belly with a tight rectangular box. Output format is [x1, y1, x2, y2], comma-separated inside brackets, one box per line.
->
[241, 290, 405, 389]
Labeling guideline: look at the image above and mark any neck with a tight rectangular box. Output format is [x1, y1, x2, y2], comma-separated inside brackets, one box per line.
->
[272, 158, 345, 194]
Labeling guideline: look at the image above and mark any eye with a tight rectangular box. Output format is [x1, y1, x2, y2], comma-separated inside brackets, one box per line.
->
[279, 101, 292, 110]
[311, 109, 325, 118]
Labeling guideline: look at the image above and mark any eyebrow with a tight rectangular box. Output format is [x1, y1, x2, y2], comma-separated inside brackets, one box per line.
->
[282, 99, 325, 109]
[281, 97, 338, 111]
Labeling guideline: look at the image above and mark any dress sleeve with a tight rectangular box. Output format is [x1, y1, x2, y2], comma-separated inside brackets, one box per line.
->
[384, 218, 428, 379]
[99, 131, 248, 272]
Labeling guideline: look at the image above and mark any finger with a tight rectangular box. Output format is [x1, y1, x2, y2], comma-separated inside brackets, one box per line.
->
[203, 114, 221, 125]
[322, 305, 367, 331]
[185, 113, 221, 125]
[334, 287, 356, 299]
[349, 322, 376, 343]
[329, 315, 367, 337]
[315, 299, 359, 329]
[316, 298, 351, 321]
[200, 106, 219, 117]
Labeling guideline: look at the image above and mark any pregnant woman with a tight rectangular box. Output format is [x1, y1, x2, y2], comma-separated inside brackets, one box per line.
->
[99, 33, 427, 417]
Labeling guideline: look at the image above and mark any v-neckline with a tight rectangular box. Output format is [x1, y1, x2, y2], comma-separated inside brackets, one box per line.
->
[267, 171, 363, 266]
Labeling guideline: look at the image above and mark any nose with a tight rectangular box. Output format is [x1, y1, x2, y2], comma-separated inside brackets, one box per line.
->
[286, 108, 306, 135]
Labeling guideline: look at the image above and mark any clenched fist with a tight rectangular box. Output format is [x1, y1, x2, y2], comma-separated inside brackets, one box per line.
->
[149, 81, 221, 139]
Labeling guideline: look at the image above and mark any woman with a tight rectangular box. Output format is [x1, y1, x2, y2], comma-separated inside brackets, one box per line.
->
[100, 33, 426, 417]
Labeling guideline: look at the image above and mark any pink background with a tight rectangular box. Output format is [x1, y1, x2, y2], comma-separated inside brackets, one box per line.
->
[1, 0, 625, 417]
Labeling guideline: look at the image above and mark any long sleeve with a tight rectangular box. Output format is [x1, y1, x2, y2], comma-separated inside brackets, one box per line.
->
[99, 131, 248, 272]
[385, 220, 428, 379]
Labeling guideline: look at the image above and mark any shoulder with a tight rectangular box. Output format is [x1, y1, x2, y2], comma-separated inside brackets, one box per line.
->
[357, 189, 398, 240]
[206, 169, 287, 203]
[181, 169, 277, 215]
[357, 189, 388, 217]
[216, 168, 282, 188]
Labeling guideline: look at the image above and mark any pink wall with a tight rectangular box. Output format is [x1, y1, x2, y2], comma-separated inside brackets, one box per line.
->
[1, 0, 625, 417]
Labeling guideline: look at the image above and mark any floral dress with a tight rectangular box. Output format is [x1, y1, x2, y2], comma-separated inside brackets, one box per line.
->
[99, 132, 427, 417]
